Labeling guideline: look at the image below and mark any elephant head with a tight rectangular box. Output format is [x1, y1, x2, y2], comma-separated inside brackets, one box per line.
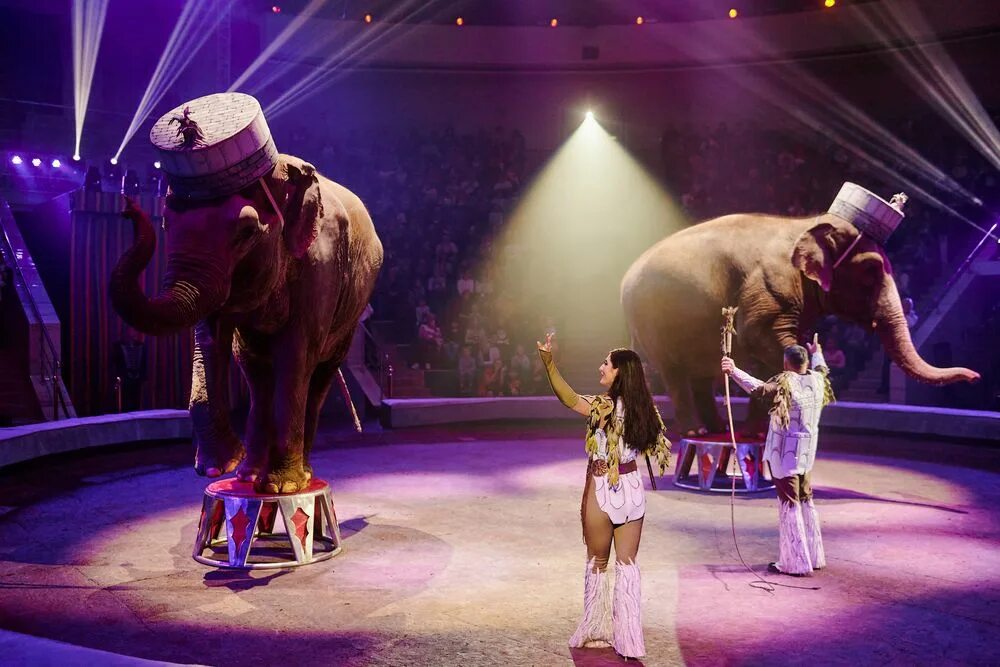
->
[109, 155, 323, 334]
[791, 216, 979, 386]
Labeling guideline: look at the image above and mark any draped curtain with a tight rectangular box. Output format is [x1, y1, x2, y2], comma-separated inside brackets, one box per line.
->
[69, 191, 193, 414]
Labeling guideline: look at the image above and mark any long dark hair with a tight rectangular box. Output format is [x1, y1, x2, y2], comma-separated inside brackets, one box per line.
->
[607, 348, 663, 454]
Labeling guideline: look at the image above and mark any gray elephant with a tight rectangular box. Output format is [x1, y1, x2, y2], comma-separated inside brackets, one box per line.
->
[110, 154, 383, 493]
[621, 210, 979, 435]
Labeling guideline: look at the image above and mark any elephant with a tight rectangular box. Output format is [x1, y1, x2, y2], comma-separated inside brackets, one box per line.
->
[620, 212, 979, 435]
[110, 154, 383, 493]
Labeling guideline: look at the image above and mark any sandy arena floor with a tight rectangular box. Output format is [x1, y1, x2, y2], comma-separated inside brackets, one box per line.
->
[0, 422, 998, 666]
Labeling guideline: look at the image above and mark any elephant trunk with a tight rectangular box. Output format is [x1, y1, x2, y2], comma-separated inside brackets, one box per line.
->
[109, 203, 228, 336]
[874, 277, 980, 386]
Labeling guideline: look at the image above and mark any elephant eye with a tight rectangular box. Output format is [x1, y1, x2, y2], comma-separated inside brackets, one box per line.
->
[233, 225, 256, 246]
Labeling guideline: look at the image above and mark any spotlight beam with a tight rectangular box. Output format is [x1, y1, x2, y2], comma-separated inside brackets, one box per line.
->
[859, 3, 1000, 171]
[650, 23, 985, 222]
[228, 0, 330, 93]
[114, 0, 236, 159]
[72, 0, 110, 159]
[263, 0, 430, 120]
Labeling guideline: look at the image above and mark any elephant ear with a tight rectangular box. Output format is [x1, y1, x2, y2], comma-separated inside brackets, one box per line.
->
[278, 157, 324, 259]
[791, 222, 836, 292]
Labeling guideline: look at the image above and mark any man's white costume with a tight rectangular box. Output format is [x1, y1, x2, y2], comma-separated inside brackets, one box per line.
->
[726, 182, 907, 575]
[729, 352, 830, 574]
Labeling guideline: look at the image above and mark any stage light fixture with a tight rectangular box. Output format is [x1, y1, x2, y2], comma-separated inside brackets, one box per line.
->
[636, 17, 644, 25]
[550, 18, 558, 28]
[31, 158, 42, 167]
[364, 13, 372, 23]
[456, 17, 463, 26]
[824, 0, 835, 6]
[729, 8, 738, 18]
[272, 5, 281, 13]
[11, 155, 23, 165]
[110, 156, 118, 165]
[585, 111, 594, 120]
[73, 154, 81, 161]
[51, 159, 62, 168]
[154, 161, 161, 169]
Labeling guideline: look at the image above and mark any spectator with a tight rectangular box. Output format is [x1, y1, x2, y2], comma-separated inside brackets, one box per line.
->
[414, 299, 432, 328]
[112, 328, 147, 411]
[824, 337, 848, 390]
[509, 344, 531, 378]
[458, 345, 477, 395]
[415, 314, 443, 370]
[457, 269, 475, 297]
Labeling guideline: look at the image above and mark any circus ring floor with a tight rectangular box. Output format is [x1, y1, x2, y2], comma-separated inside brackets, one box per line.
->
[0, 421, 998, 666]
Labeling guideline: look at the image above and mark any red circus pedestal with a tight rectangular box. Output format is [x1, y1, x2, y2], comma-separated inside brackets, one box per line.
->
[192, 478, 343, 569]
[673, 436, 774, 493]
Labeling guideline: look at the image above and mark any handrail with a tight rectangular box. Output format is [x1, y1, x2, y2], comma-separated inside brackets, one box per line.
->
[913, 223, 998, 336]
[0, 202, 72, 420]
[360, 320, 392, 401]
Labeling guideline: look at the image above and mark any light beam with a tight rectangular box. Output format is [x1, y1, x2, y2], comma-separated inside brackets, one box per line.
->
[72, 0, 110, 160]
[114, 0, 236, 160]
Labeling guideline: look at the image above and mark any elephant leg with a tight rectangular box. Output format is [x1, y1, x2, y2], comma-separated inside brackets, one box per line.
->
[235, 337, 274, 483]
[258, 338, 311, 494]
[191, 319, 244, 477]
[692, 376, 724, 434]
[660, 366, 701, 437]
[302, 358, 340, 479]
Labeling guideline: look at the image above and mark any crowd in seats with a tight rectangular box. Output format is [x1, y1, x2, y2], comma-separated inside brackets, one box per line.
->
[289, 113, 999, 399]
[312, 126, 554, 396]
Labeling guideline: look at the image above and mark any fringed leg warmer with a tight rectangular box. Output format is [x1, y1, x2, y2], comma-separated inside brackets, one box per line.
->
[776, 501, 814, 575]
[612, 560, 645, 658]
[801, 499, 826, 570]
[569, 558, 612, 648]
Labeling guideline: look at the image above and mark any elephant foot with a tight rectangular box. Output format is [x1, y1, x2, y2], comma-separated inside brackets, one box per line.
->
[256, 458, 310, 494]
[194, 435, 245, 478]
[235, 458, 262, 483]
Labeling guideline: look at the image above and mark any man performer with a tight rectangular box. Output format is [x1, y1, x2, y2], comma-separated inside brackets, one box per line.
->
[721, 334, 833, 576]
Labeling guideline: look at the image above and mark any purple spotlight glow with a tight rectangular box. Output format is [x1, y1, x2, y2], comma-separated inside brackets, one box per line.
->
[10, 155, 22, 165]
[109, 157, 118, 165]
[73, 154, 81, 161]
[51, 158, 62, 168]
[31, 158, 42, 167]
[153, 161, 161, 169]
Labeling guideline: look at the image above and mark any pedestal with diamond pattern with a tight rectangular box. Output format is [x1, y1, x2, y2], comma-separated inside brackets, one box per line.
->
[673, 436, 774, 493]
[193, 478, 342, 569]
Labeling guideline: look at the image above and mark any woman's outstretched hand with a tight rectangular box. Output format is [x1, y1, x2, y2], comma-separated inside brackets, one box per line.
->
[537, 332, 554, 353]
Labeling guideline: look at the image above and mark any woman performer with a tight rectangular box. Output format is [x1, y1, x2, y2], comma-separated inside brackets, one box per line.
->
[537, 333, 671, 659]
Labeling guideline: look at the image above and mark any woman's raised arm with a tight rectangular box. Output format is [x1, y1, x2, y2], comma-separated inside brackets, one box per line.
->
[537, 333, 591, 416]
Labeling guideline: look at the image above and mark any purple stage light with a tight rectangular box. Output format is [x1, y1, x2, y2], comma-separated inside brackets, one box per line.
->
[153, 161, 161, 169]
[10, 155, 22, 165]
[51, 158, 62, 168]
[110, 156, 118, 165]
[73, 154, 81, 162]
[31, 157, 42, 167]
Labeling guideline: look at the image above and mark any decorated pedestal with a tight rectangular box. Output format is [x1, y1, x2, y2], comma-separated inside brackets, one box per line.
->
[673, 436, 774, 493]
[193, 478, 343, 569]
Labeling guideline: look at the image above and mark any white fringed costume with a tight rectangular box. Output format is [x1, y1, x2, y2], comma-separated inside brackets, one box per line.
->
[729, 351, 832, 575]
